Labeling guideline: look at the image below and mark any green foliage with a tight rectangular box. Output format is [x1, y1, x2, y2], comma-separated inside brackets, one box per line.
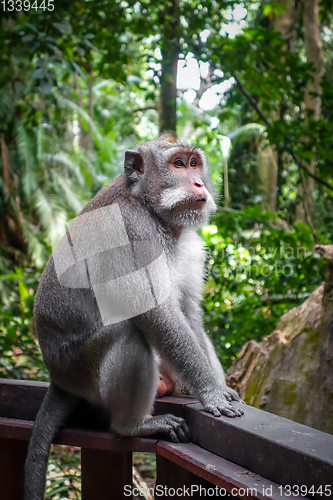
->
[0, 267, 47, 379]
[0, 2, 332, 495]
[46, 445, 81, 499]
[202, 206, 327, 369]
[133, 452, 156, 479]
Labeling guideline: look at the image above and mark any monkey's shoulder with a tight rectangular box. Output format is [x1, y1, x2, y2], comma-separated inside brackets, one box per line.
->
[79, 173, 161, 242]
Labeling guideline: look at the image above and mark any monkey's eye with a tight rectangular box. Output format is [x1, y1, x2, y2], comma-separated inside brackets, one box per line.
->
[190, 158, 197, 167]
[174, 158, 185, 167]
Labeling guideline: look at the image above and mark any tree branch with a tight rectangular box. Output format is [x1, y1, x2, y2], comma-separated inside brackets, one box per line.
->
[233, 74, 333, 192]
[133, 105, 157, 113]
[233, 74, 272, 128]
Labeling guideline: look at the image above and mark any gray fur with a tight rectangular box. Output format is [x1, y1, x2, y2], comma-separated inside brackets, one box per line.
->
[24, 136, 243, 500]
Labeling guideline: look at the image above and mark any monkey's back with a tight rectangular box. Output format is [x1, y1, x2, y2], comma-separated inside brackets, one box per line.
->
[34, 173, 167, 379]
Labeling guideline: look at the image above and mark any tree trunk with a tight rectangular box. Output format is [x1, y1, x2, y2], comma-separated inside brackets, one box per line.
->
[0, 133, 26, 266]
[257, 144, 278, 212]
[296, 0, 323, 223]
[269, 0, 299, 214]
[86, 72, 94, 150]
[158, 0, 180, 135]
[273, 0, 298, 50]
[226, 244, 333, 435]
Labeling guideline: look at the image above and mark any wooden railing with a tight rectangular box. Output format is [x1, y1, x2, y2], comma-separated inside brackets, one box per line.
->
[0, 378, 332, 499]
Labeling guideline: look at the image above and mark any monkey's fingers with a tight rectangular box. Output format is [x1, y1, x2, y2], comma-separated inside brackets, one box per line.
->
[218, 399, 244, 416]
[227, 406, 244, 416]
[223, 387, 244, 404]
[204, 404, 222, 417]
[205, 401, 244, 418]
[217, 405, 240, 418]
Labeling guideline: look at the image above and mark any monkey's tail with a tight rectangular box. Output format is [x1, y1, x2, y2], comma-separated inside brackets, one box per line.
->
[24, 381, 79, 500]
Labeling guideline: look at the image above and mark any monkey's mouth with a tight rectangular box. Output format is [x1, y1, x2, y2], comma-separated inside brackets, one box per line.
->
[174, 197, 207, 211]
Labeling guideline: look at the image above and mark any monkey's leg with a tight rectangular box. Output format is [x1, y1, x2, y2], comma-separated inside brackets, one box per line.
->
[98, 334, 191, 443]
[24, 382, 79, 500]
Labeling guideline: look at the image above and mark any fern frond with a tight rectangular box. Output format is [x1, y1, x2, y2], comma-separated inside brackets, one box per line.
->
[37, 121, 44, 161]
[55, 93, 104, 146]
[43, 152, 85, 186]
[22, 221, 50, 269]
[51, 171, 85, 214]
[16, 122, 38, 199]
[227, 123, 266, 143]
[34, 189, 68, 249]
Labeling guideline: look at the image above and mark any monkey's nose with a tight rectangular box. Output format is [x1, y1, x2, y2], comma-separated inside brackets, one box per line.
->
[191, 183, 208, 199]
[194, 179, 204, 188]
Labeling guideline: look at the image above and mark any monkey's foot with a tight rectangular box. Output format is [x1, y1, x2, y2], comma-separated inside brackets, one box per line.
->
[222, 386, 245, 404]
[201, 389, 244, 418]
[133, 414, 192, 443]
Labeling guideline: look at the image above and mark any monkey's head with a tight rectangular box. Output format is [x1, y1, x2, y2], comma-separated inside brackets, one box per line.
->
[124, 135, 216, 229]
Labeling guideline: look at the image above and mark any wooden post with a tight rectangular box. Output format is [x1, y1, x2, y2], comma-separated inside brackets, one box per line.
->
[0, 437, 28, 500]
[156, 453, 212, 499]
[81, 448, 132, 499]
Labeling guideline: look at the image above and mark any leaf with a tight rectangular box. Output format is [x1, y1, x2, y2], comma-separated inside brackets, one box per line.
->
[83, 39, 99, 51]
[263, 4, 273, 16]
[63, 60, 74, 74]
[71, 61, 87, 79]
[39, 78, 54, 94]
[47, 44, 62, 55]
[93, 79, 114, 91]
[22, 34, 35, 42]
[18, 279, 30, 305]
[53, 22, 69, 34]
[31, 68, 47, 79]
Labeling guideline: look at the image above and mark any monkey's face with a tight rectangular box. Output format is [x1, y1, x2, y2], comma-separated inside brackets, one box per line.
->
[157, 147, 216, 227]
[124, 139, 216, 229]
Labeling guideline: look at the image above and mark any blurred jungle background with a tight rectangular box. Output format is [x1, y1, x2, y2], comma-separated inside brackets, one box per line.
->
[0, 0, 332, 497]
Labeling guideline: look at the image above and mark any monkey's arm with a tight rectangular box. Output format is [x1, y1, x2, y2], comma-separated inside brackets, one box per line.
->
[181, 295, 242, 403]
[137, 301, 243, 417]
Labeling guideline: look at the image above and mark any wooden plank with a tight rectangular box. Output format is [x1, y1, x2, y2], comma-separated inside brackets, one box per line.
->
[1, 378, 333, 498]
[81, 449, 132, 500]
[0, 417, 157, 452]
[154, 396, 199, 417]
[157, 442, 306, 500]
[57, 427, 157, 453]
[0, 378, 48, 421]
[0, 437, 28, 500]
[185, 403, 333, 499]
[0, 379, 110, 429]
[0, 378, 196, 425]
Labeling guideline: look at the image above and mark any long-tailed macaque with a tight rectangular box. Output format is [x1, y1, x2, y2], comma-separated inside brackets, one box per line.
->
[24, 135, 244, 500]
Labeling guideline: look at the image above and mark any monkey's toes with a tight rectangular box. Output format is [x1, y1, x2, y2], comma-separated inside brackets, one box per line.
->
[164, 415, 192, 443]
[223, 387, 243, 403]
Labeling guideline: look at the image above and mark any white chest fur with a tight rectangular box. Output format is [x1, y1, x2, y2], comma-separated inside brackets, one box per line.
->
[172, 229, 205, 299]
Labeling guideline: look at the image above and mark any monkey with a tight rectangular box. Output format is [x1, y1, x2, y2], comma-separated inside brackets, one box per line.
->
[24, 135, 244, 500]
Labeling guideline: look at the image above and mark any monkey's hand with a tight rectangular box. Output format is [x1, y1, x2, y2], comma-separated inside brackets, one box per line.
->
[200, 387, 244, 418]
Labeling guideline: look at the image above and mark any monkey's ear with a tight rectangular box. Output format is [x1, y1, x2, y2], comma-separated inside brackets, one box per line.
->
[124, 150, 144, 181]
